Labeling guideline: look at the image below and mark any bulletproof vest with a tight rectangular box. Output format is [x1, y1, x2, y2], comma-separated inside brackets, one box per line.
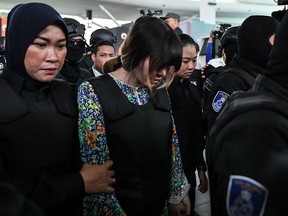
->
[207, 89, 288, 166]
[203, 65, 255, 103]
[223, 67, 255, 87]
[203, 66, 226, 92]
[206, 78, 288, 216]
[88, 74, 172, 212]
[0, 78, 79, 179]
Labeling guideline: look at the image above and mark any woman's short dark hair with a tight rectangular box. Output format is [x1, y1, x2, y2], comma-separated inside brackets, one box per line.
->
[178, 33, 199, 52]
[120, 16, 182, 89]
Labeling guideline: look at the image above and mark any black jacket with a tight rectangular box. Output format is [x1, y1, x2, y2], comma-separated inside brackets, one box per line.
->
[57, 62, 93, 87]
[205, 54, 262, 132]
[168, 77, 206, 174]
[206, 74, 288, 216]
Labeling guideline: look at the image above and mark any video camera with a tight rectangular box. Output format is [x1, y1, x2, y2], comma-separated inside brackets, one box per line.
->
[272, 0, 288, 22]
[139, 9, 162, 17]
[278, 0, 288, 5]
[213, 23, 232, 40]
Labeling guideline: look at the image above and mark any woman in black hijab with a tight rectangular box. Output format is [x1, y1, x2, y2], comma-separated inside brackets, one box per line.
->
[0, 3, 115, 216]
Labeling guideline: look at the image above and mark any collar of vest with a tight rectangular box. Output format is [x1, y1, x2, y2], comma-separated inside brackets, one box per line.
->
[88, 74, 171, 121]
[0, 78, 77, 123]
[0, 78, 28, 123]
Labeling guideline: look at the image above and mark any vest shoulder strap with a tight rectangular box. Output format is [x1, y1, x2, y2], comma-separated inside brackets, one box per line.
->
[0, 78, 28, 123]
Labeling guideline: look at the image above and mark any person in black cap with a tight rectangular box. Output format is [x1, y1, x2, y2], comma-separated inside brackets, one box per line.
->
[0, 3, 115, 216]
[202, 26, 239, 135]
[79, 28, 117, 72]
[206, 12, 288, 216]
[204, 15, 279, 133]
[161, 12, 183, 35]
[89, 29, 117, 77]
[57, 17, 93, 86]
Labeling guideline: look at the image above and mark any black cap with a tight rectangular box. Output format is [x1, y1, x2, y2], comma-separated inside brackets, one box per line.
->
[90, 29, 117, 46]
[220, 26, 239, 48]
[63, 17, 85, 38]
[160, 12, 180, 22]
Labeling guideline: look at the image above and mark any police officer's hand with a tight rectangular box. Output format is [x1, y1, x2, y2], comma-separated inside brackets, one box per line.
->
[197, 170, 208, 193]
[80, 160, 115, 194]
[201, 64, 208, 79]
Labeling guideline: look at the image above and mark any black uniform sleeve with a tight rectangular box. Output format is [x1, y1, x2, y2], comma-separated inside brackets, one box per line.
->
[205, 73, 245, 132]
[195, 118, 207, 172]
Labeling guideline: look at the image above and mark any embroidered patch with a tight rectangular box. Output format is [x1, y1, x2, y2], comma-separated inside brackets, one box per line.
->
[227, 175, 268, 216]
[212, 91, 229, 112]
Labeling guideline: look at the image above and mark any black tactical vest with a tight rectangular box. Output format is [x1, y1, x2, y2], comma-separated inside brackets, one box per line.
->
[0, 78, 79, 180]
[89, 74, 172, 215]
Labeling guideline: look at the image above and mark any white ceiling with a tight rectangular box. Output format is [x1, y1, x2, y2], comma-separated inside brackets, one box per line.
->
[0, 0, 284, 28]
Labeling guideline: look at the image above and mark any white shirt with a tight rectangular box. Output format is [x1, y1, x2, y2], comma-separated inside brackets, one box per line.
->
[92, 67, 103, 77]
[207, 57, 225, 68]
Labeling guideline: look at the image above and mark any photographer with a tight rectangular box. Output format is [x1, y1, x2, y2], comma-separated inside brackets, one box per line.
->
[160, 12, 183, 35]
[202, 26, 239, 135]
[205, 23, 231, 65]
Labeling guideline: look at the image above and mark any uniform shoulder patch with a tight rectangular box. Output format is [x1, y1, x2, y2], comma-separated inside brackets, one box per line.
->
[227, 175, 268, 216]
[212, 91, 229, 112]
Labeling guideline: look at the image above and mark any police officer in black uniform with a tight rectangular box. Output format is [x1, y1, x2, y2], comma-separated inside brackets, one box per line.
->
[204, 15, 278, 133]
[79, 28, 117, 73]
[0, 3, 115, 216]
[206, 12, 288, 216]
[89, 29, 117, 77]
[168, 34, 208, 216]
[202, 26, 239, 115]
[57, 18, 93, 87]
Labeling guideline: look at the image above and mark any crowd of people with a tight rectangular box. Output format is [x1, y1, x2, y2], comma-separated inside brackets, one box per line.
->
[0, 2, 287, 216]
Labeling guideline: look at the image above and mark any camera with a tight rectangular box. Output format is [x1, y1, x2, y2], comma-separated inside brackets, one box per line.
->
[278, 0, 288, 5]
[139, 9, 162, 17]
[213, 23, 232, 40]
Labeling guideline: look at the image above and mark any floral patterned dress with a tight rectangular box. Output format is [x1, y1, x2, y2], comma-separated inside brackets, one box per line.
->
[78, 74, 190, 216]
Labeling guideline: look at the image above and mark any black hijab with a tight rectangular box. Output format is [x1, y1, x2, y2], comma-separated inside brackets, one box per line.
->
[237, 15, 278, 69]
[264, 12, 288, 89]
[2, 3, 68, 87]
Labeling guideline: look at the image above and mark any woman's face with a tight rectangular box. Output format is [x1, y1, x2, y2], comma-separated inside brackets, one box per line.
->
[137, 57, 169, 87]
[176, 44, 197, 80]
[24, 24, 67, 82]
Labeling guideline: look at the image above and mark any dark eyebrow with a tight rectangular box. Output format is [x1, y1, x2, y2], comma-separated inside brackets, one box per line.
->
[36, 36, 67, 43]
